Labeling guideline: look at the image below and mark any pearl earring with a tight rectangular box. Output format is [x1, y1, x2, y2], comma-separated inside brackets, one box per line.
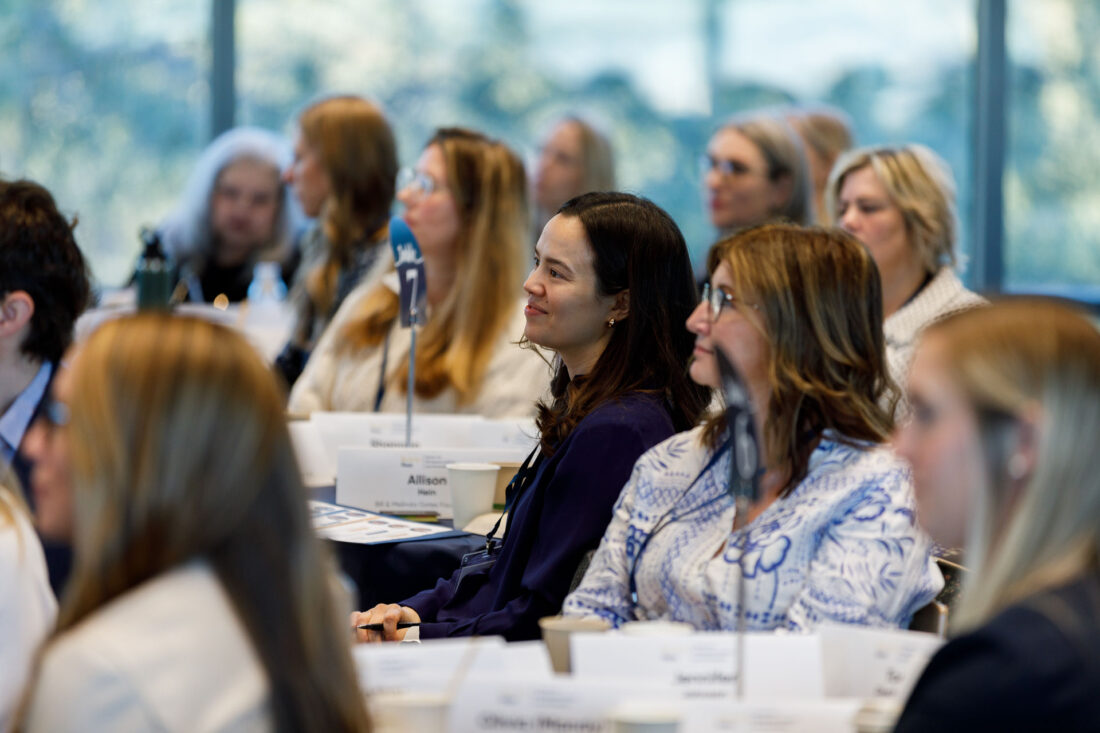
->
[608, 318, 615, 327]
[1007, 453, 1028, 480]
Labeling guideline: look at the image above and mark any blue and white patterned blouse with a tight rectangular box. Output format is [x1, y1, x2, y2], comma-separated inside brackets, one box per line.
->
[563, 427, 942, 631]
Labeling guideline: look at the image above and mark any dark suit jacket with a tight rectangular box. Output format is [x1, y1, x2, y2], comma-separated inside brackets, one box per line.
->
[896, 572, 1100, 732]
[8, 361, 72, 597]
[403, 392, 676, 641]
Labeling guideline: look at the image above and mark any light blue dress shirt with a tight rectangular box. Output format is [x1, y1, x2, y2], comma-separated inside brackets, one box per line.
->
[564, 426, 943, 631]
[0, 362, 52, 466]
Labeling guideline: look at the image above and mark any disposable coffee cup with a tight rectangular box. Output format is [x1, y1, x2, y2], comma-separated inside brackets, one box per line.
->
[607, 700, 682, 733]
[447, 462, 500, 531]
[854, 698, 903, 733]
[538, 615, 611, 674]
[370, 691, 450, 733]
[619, 620, 694, 636]
[490, 461, 522, 507]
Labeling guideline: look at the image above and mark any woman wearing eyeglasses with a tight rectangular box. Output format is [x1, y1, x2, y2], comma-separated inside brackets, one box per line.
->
[288, 128, 550, 417]
[564, 223, 940, 631]
[701, 114, 812, 239]
[276, 95, 399, 387]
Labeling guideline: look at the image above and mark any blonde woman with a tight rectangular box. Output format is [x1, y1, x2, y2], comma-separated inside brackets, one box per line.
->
[827, 144, 985, 390]
[289, 128, 550, 417]
[21, 315, 369, 732]
[277, 95, 399, 386]
[701, 113, 812, 239]
[894, 300, 1100, 731]
[0, 480, 55, 731]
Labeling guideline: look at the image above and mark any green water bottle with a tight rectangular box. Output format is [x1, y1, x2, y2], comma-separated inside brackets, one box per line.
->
[135, 227, 173, 310]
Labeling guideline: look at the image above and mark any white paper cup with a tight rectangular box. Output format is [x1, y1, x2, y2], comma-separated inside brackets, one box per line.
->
[607, 700, 682, 733]
[370, 692, 450, 733]
[446, 462, 501, 530]
[539, 615, 611, 674]
[619, 620, 694, 636]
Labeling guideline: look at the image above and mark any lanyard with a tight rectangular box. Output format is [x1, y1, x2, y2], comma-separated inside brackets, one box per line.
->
[483, 442, 543, 550]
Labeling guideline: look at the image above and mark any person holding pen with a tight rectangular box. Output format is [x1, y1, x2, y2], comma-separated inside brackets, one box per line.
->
[353, 192, 710, 642]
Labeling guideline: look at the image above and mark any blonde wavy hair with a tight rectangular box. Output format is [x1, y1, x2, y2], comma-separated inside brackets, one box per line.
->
[54, 314, 369, 731]
[298, 95, 398, 319]
[921, 300, 1100, 632]
[702, 223, 897, 493]
[342, 127, 529, 403]
[826, 143, 958, 276]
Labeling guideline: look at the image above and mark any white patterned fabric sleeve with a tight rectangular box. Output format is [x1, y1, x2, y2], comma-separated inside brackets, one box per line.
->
[560, 458, 646, 626]
[782, 466, 941, 632]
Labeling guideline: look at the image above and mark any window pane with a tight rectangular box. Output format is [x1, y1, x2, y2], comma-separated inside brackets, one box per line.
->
[1005, 0, 1100, 300]
[239, 0, 976, 271]
[0, 1, 207, 286]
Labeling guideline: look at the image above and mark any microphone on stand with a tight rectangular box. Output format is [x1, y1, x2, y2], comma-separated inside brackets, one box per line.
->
[714, 346, 760, 701]
[388, 217, 427, 447]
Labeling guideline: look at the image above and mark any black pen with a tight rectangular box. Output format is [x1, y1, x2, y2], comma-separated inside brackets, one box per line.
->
[356, 621, 421, 631]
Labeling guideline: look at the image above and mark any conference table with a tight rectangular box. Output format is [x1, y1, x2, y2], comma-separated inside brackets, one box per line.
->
[310, 484, 484, 610]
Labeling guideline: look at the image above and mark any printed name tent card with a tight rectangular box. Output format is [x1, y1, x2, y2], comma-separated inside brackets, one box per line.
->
[353, 637, 551, 697]
[818, 624, 944, 700]
[287, 420, 332, 487]
[571, 631, 825, 700]
[448, 675, 674, 733]
[336, 446, 528, 517]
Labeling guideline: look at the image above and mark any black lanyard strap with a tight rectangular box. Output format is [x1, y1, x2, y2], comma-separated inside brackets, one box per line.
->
[483, 443, 543, 549]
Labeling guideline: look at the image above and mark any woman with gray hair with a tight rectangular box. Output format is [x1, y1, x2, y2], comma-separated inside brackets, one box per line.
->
[701, 113, 812, 238]
[158, 126, 304, 303]
[531, 115, 615, 235]
[827, 144, 985, 391]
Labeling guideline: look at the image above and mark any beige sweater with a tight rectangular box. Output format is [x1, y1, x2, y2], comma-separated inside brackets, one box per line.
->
[288, 280, 551, 418]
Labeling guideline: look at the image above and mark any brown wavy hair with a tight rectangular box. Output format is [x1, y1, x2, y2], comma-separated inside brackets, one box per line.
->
[298, 96, 397, 317]
[52, 315, 370, 731]
[341, 127, 529, 403]
[533, 192, 710, 454]
[702, 223, 897, 494]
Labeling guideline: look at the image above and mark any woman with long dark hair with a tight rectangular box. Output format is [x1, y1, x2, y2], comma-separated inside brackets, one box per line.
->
[354, 192, 709, 641]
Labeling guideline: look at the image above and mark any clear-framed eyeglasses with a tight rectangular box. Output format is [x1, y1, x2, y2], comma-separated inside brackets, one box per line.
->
[396, 167, 440, 197]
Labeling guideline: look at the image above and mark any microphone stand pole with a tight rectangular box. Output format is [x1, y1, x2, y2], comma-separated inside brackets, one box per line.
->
[404, 280, 420, 449]
[715, 348, 759, 703]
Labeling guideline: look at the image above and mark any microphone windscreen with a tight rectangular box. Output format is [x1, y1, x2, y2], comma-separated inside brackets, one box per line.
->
[389, 216, 423, 262]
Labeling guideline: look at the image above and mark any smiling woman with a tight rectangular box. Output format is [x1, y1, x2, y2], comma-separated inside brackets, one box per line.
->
[352, 192, 709, 642]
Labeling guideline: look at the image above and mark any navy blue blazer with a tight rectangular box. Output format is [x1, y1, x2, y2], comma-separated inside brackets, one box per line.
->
[896, 572, 1100, 731]
[8, 362, 72, 597]
[402, 392, 676, 641]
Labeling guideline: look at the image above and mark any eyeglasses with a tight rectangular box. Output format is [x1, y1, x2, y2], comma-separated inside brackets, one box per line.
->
[39, 397, 70, 429]
[700, 282, 756, 321]
[396, 167, 441, 197]
[699, 154, 755, 179]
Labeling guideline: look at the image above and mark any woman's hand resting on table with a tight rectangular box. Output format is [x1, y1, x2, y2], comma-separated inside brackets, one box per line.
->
[351, 604, 421, 643]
